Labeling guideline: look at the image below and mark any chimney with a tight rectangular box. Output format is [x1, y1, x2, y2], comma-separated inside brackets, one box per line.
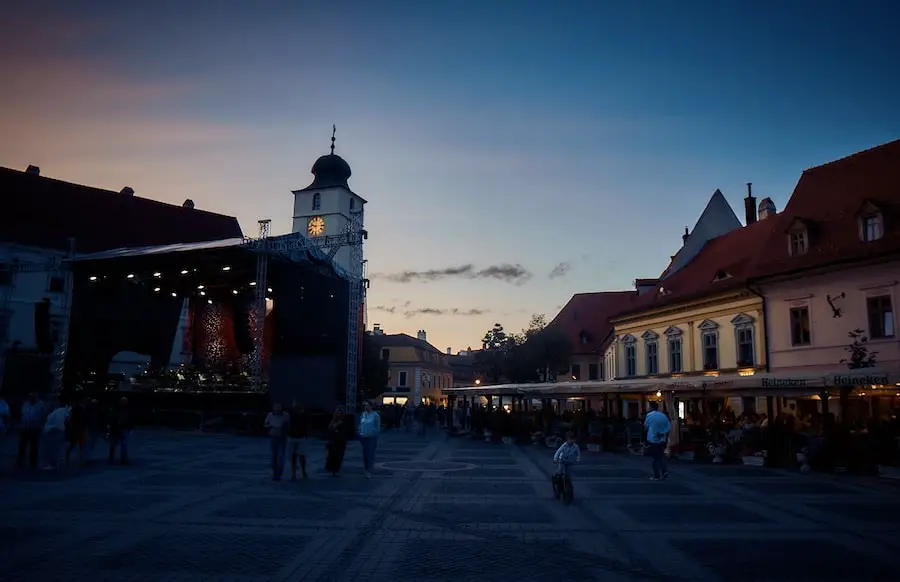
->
[758, 197, 777, 220]
[682, 227, 689, 244]
[373, 323, 383, 335]
[446, 347, 452, 355]
[120, 187, 135, 196]
[417, 329, 427, 342]
[744, 182, 757, 225]
[182, 199, 195, 209]
[25, 165, 40, 176]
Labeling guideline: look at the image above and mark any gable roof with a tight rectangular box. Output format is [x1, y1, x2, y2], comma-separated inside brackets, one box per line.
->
[660, 189, 742, 279]
[547, 291, 639, 355]
[749, 139, 900, 279]
[612, 219, 772, 320]
[0, 167, 243, 253]
[370, 332, 442, 355]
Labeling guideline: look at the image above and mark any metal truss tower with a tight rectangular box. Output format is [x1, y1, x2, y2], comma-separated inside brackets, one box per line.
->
[250, 219, 271, 392]
[344, 207, 365, 412]
[50, 238, 76, 398]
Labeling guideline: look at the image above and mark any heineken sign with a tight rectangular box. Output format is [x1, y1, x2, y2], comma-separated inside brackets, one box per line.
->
[762, 378, 809, 388]
[832, 374, 889, 387]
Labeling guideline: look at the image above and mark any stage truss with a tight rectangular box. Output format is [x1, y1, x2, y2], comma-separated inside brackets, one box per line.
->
[244, 213, 366, 410]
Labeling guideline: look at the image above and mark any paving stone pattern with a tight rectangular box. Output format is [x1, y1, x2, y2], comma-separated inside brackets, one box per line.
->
[2, 429, 899, 581]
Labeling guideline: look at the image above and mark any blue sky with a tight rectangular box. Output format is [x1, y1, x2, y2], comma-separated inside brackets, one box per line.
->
[2, 0, 898, 351]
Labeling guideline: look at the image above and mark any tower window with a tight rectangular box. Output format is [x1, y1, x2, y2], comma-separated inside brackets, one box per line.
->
[312, 193, 321, 211]
[350, 198, 356, 210]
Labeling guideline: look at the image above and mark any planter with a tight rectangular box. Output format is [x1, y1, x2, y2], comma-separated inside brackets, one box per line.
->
[742, 455, 765, 467]
[586, 443, 601, 452]
[679, 451, 695, 461]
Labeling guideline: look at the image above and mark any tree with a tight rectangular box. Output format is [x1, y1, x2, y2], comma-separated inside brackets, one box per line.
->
[838, 328, 877, 428]
[841, 329, 878, 369]
[475, 323, 517, 383]
[359, 334, 390, 403]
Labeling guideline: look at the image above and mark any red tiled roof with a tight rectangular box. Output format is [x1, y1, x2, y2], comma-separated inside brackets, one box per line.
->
[547, 291, 638, 355]
[612, 219, 773, 319]
[0, 167, 243, 253]
[370, 333, 442, 354]
[749, 139, 900, 278]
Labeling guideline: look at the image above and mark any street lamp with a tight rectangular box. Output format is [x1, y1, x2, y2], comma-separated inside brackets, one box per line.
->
[474, 378, 481, 385]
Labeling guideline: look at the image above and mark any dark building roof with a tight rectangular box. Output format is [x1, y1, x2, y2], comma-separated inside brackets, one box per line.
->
[294, 153, 353, 191]
[612, 219, 772, 319]
[370, 332, 443, 355]
[0, 166, 243, 253]
[547, 291, 638, 355]
[749, 138, 900, 279]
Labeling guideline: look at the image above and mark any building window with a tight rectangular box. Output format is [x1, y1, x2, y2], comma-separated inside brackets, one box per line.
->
[398, 371, 407, 386]
[789, 231, 808, 256]
[702, 332, 718, 369]
[599, 360, 606, 381]
[312, 193, 321, 211]
[736, 326, 754, 366]
[861, 214, 883, 242]
[381, 348, 390, 361]
[571, 364, 581, 380]
[588, 363, 598, 380]
[646, 341, 659, 375]
[789, 306, 811, 346]
[867, 295, 894, 339]
[579, 331, 589, 345]
[668, 337, 682, 373]
[350, 198, 356, 211]
[621, 335, 637, 377]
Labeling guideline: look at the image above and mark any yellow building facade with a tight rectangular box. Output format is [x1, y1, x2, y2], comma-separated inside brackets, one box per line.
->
[610, 290, 767, 379]
[372, 332, 453, 405]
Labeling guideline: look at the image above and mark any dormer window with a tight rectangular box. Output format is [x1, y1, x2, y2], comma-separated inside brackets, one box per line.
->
[713, 270, 731, 282]
[658, 286, 669, 295]
[858, 201, 884, 242]
[785, 218, 809, 256]
[579, 330, 590, 345]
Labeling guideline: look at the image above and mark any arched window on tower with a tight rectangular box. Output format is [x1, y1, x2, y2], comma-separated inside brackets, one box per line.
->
[312, 193, 321, 211]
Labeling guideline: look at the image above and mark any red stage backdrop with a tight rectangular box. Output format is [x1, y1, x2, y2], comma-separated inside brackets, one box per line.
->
[190, 299, 274, 374]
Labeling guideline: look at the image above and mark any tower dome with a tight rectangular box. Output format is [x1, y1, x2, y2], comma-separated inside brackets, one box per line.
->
[309, 153, 352, 189]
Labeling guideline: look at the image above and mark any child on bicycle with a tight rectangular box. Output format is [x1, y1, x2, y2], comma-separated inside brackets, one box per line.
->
[552, 431, 580, 480]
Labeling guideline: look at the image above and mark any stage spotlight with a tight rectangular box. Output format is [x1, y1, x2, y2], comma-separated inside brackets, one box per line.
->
[171, 292, 177, 298]
[89, 276, 97, 281]
[200, 291, 206, 296]
[207, 299, 213, 304]
[232, 289, 238, 295]
[267, 287, 273, 293]
[153, 287, 161, 292]
[180, 269, 188, 275]
[197, 285, 204, 289]
[153, 272, 162, 278]
[127, 274, 135, 279]
[250, 281, 257, 286]
[222, 266, 231, 271]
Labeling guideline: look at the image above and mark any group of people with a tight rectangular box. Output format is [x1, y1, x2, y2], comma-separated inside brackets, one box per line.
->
[0, 392, 133, 470]
[263, 400, 382, 481]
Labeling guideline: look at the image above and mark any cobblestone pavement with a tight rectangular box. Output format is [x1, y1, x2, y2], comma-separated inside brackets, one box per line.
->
[1, 429, 899, 582]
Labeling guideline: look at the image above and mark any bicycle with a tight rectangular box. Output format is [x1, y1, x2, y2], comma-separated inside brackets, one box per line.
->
[551, 461, 574, 505]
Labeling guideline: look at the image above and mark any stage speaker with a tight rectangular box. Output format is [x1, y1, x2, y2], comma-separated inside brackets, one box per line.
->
[34, 298, 53, 354]
[233, 297, 254, 355]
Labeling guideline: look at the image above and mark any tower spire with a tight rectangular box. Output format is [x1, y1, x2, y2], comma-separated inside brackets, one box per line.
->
[330, 124, 336, 155]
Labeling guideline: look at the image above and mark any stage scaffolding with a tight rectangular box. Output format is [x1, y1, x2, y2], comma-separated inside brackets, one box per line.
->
[52, 219, 365, 408]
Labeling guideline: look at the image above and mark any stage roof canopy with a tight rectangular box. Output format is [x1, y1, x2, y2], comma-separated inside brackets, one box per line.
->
[69, 233, 350, 280]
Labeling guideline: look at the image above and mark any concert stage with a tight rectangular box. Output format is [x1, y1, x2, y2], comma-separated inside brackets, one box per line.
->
[64, 233, 354, 413]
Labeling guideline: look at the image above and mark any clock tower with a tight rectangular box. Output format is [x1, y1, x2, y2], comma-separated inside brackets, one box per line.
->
[291, 127, 366, 273]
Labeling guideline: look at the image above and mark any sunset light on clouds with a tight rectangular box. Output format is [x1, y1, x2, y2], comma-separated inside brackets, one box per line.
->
[2, 0, 899, 352]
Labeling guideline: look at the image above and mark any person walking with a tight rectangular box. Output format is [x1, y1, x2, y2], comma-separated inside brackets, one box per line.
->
[42, 402, 69, 470]
[17, 392, 45, 470]
[264, 403, 290, 481]
[288, 400, 309, 481]
[644, 401, 672, 481]
[108, 397, 133, 465]
[358, 401, 381, 479]
[324, 407, 347, 477]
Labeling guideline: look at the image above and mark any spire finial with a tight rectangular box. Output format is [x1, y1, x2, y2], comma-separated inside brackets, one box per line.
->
[330, 124, 336, 155]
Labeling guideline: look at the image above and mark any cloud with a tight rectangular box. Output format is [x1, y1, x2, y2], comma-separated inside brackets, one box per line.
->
[372, 264, 531, 285]
[403, 308, 487, 318]
[372, 305, 397, 314]
[548, 262, 572, 279]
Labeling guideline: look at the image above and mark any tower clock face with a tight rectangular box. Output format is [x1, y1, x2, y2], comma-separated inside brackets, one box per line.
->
[307, 216, 326, 236]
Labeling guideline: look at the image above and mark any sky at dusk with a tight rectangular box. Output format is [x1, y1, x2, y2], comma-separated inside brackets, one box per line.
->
[2, 0, 899, 353]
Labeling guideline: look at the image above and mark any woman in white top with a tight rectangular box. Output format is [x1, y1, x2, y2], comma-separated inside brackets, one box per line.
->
[357, 401, 381, 479]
